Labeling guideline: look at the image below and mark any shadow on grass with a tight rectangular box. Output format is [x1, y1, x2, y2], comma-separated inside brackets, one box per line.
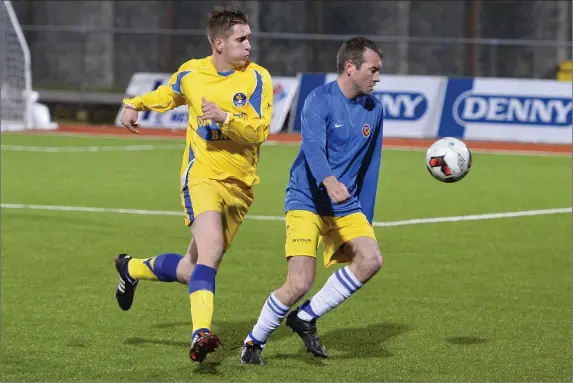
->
[265, 322, 411, 363]
[321, 322, 409, 359]
[124, 318, 293, 373]
[124, 320, 411, 371]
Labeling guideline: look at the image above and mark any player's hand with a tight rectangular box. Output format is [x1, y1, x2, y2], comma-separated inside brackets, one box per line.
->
[202, 97, 228, 123]
[120, 105, 140, 134]
[322, 176, 350, 204]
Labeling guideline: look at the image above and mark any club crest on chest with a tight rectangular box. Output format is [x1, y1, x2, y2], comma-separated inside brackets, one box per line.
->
[232, 92, 247, 107]
[362, 123, 371, 138]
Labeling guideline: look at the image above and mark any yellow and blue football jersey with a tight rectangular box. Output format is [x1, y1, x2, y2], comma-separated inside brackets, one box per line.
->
[123, 56, 274, 187]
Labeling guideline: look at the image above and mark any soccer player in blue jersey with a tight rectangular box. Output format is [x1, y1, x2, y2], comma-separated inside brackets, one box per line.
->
[241, 36, 385, 365]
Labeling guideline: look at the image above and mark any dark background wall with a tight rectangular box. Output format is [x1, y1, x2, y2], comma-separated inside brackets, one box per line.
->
[11, 0, 573, 90]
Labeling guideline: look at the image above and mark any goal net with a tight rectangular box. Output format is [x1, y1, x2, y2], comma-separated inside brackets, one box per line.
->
[0, 0, 33, 131]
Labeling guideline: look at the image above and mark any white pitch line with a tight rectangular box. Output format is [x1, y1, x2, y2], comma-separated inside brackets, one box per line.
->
[1, 203, 569, 227]
[2, 131, 183, 141]
[382, 145, 572, 158]
[372, 207, 571, 227]
[1, 203, 182, 216]
[264, 141, 572, 157]
[2, 140, 569, 157]
[0, 144, 183, 152]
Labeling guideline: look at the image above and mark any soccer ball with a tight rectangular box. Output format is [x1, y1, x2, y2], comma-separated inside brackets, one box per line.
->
[425, 137, 472, 183]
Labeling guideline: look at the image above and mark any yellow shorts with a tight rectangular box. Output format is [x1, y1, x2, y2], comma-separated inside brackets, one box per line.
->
[285, 210, 377, 267]
[181, 177, 253, 251]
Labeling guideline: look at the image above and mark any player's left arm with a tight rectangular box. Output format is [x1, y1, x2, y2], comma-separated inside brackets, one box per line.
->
[220, 69, 273, 145]
[357, 112, 384, 224]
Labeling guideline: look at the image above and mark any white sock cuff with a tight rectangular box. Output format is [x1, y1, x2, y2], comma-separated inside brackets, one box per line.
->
[270, 293, 289, 310]
[343, 266, 363, 286]
[267, 293, 289, 317]
[338, 266, 363, 291]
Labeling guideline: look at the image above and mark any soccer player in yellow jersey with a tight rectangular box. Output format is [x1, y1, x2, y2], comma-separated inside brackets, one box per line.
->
[112, 7, 273, 363]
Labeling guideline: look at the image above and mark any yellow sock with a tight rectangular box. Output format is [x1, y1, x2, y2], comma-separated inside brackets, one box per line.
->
[188, 264, 217, 334]
[127, 258, 158, 280]
[126, 253, 183, 282]
[190, 290, 215, 333]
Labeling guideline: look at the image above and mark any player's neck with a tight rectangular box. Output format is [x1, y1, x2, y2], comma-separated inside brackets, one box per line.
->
[210, 54, 235, 73]
[336, 77, 359, 101]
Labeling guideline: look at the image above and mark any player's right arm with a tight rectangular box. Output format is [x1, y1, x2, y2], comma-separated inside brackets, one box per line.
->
[301, 92, 350, 203]
[120, 67, 188, 134]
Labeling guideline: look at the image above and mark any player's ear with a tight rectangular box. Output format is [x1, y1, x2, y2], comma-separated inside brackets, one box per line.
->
[212, 36, 224, 53]
[344, 60, 355, 76]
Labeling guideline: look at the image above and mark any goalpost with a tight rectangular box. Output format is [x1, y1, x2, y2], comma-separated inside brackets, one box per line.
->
[1, 0, 33, 131]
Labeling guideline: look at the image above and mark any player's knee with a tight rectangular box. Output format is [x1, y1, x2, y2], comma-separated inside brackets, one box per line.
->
[369, 250, 383, 274]
[355, 246, 383, 276]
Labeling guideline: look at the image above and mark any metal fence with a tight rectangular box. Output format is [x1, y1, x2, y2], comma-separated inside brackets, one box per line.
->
[21, 24, 572, 94]
[13, 0, 571, 94]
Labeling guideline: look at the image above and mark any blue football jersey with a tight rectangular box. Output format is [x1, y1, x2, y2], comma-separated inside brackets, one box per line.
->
[285, 80, 384, 223]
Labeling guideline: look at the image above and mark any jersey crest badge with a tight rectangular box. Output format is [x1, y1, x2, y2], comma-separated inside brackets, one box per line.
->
[362, 123, 371, 138]
[232, 92, 248, 107]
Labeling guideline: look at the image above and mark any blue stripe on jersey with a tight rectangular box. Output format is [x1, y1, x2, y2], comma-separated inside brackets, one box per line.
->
[182, 148, 195, 222]
[171, 70, 192, 94]
[250, 70, 263, 118]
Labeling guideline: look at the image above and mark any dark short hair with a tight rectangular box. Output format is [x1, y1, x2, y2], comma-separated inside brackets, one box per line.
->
[336, 36, 383, 74]
[207, 6, 249, 42]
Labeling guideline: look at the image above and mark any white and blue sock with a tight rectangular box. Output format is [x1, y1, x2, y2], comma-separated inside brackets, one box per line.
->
[245, 293, 291, 346]
[297, 265, 363, 321]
